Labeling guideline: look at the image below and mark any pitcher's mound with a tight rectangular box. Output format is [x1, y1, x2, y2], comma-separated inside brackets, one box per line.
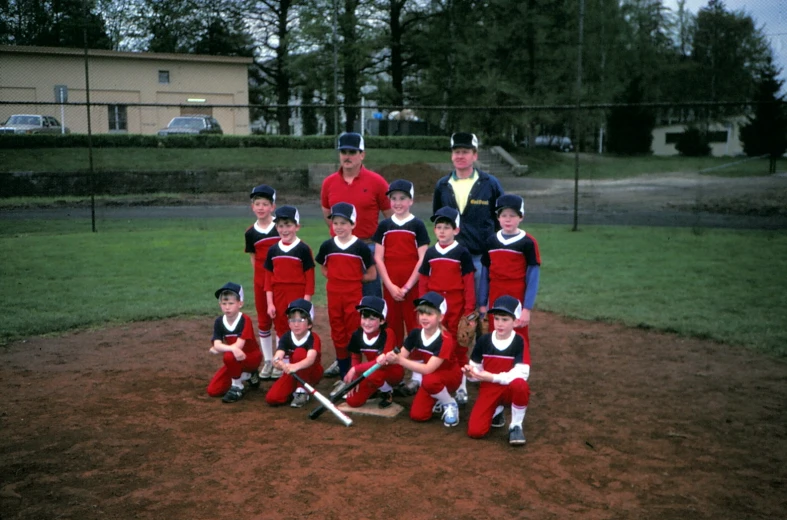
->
[338, 399, 404, 418]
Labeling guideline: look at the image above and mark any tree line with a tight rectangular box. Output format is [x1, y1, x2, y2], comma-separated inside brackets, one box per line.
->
[1, 0, 784, 159]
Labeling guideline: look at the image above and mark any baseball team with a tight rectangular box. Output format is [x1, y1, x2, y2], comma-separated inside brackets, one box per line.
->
[207, 131, 541, 447]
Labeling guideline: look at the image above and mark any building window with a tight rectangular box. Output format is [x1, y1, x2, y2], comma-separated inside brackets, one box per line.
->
[707, 131, 728, 143]
[665, 132, 682, 144]
[108, 104, 127, 131]
[159, 70, 170, 84]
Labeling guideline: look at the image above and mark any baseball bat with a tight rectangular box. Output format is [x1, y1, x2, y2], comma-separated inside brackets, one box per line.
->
[309, 347, 400, 420]
[289, 371, 353, 427]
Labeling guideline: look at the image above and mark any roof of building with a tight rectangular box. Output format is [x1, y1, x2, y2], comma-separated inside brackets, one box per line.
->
[0, 45, 253, 65]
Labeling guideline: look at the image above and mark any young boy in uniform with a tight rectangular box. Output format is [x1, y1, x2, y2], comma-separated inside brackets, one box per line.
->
[480, 194, 541, 348]
[385, 292, 462, 427]
[372, 179, 430, 347]
[417, 206, 476, 407]
[264, 205, 316, 347]
[206, 282, 262, 403]
[315, 202, 377, 386]
[244, 184, 280, 379]
[342, 296, 403, 409]
[265, 299, 324, 408]
[463, 295, 530, 446]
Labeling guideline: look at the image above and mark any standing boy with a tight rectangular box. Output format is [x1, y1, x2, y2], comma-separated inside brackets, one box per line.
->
[244, 184, 279, 379]
[315, 202, 377, 385]
[463, 295, 530, 446]
[481, 194, 541, 347]
[265, 299, 324, 408]
[264, 205, 316, 346]
[206, 282, 262, 403]
[372, 179, 430, 347]
[417, 206, 476, 406]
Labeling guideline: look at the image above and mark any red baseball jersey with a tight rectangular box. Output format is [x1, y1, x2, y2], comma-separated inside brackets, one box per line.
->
[320, 166, 391, 239]
[372, 215, 430, 281]
[245, 221, 279, 283]
[419, 242, 475, 293]
[315, 236, 375, 286]
[211, 313, 259, 356]
[482, 230, 541, 285]
[277, 330, 322, 364]
[470, 332, 530, 371]
[263, 238, 316, 294]
[348, 328, 396, 363]
[403, 328, 458, 373]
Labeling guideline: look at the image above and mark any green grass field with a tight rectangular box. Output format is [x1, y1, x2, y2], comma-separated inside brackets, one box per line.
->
[2, 217, 786, 357]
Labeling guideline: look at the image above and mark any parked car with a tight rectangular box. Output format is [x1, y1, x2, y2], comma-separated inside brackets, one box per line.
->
[158, 115, 223, 136]
[0, 114, 70, 134]
[522, 135, 574, 152]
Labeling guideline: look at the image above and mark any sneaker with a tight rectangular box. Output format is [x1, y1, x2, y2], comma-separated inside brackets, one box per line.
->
[259, 361, 273, 380]
[455, 388, 468, 407]
[248, 370, 260, 389]
[492, 410, 506, 428]
[221, 385, 245, 404]
[290, 392, 310, 408]
[431, 401, 444, 416]
[271, 366, 283, 379]
[330, 380, 347, 398]
[402, 379, 420, 396]
[323, 360, 340, 378]
[509, 425, 526, 446]
[442, 402, 459, 427]
[378, 391, 394, 409]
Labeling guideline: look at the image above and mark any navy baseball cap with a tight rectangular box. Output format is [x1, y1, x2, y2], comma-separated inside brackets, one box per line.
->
[488, 295, 522, 320]
[250, 184, 276, 202]
[413, 291, 448, 315]
[496, 194, 525, 217]
[215, 282, 244, 302]
[450, 132, 479, 150]
[356, 296, 388, 319]
[274, 205, 300, 224]
[286, 298, 315, 322]
[329, 202, 357, 224]
[338, 132, 365, 151]
[430, 206, 461, 229]
[386, 179, 415, 199]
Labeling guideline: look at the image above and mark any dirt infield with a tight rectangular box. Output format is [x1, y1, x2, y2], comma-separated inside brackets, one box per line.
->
[2, 308, 786, 520]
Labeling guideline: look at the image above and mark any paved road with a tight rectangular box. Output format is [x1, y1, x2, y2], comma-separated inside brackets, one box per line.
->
[2, 174, 785, 230]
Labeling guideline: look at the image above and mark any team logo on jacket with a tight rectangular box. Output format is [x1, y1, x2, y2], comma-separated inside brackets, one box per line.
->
[469, 199, 489, 205]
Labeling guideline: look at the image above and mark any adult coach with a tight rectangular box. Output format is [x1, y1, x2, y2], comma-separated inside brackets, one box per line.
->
[321, 132, 392, 300]
[433, 132, 504, 312]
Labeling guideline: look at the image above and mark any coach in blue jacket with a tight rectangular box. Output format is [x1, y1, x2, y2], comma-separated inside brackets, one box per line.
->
[432, 132, 504, 312]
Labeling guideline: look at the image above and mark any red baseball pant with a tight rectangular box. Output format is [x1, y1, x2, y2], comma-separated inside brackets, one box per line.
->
[467, 379, 530, 438]
[265, 348, 324, 405]
[206, 349, 262, 397]
[345, 363, 405, 408]
[409, 367, 462, 421]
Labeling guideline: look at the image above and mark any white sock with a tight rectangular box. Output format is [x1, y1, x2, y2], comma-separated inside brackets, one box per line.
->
[239, 372, 251, 382]
[260, 332, 273, 361]
[510, 405, 527, 429]
[430, 388, 454, 406]
[231, 378, 244, 389]
[411, 371, 423, 384]
[380, 382, 393, 392]
[458, 374, 467, 393]
[494, 405, 504, 416]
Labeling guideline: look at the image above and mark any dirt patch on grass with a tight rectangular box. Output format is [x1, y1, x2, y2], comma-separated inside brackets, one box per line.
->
[668, 187, 787, 217]
[2, 309, 785, 519]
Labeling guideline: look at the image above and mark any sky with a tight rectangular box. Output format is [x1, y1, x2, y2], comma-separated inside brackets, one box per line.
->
[667, 0, 787, 84]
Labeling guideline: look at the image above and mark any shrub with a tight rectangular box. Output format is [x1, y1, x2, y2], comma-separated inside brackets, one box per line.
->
[675, 127, 711, 157]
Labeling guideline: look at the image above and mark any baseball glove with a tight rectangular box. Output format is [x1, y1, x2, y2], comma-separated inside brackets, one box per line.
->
[456, 311, 479, 348]
[477, 313, 489, 337]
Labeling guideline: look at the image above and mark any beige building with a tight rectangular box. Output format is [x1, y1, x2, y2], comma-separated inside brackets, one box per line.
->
[651, 118, 746, 157]
[0, 45, 252, 135]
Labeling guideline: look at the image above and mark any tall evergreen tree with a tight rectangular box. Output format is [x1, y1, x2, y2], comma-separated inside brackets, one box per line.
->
[740, 59, 787, 173]
[606, 76, 655, 154]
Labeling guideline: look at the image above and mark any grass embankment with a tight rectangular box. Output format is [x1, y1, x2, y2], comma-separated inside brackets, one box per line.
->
[2, 218, 786, 357]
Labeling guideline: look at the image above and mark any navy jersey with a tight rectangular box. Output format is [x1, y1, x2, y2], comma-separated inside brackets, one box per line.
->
[315, 236, 374, 285]
[470, 332, 529, 371]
